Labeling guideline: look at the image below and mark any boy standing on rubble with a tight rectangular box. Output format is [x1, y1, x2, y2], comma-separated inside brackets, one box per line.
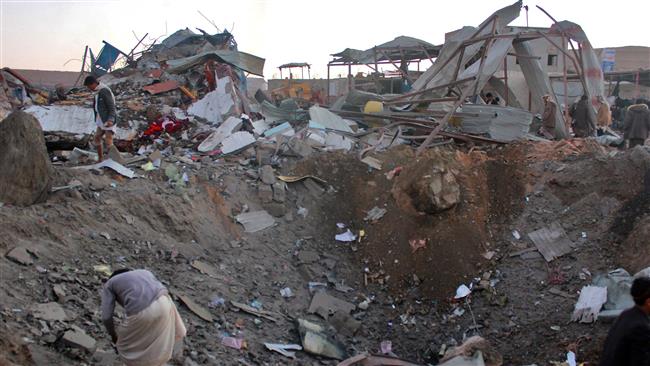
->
[84, 75, 117, 161]
[599, 276, 650, 366]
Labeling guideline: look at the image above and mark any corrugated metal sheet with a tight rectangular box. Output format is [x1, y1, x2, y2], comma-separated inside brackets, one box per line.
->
[142, 80, 179, 95]
[457, 104, 532, 141]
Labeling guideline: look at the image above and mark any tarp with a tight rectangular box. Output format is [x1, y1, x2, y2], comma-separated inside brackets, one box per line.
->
[94, 41, 122, 72]
[166, 50, 265, 76]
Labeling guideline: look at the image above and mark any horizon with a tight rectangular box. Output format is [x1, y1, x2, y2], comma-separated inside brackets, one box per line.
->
[2, 0, 650, 79]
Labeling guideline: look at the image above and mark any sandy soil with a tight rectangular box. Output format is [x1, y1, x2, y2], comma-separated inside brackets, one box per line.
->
[0, 140, 648, 365]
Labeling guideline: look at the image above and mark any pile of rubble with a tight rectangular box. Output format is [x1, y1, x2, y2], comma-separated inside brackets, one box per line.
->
[1, 2, 650, 366]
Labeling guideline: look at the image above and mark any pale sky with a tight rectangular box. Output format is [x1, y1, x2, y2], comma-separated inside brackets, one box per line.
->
[1, 0, 649, 79]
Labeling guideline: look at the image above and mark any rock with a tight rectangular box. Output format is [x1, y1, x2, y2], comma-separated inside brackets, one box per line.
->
[440, 336, 503, 366]
[31, 302, 68, 321]
[272, 182, 286, 203]
[392, 158, 460, 214]
[107, 145, 126, 165]
[259, 165, 277, 185]
[328, 311, 361, 336]
[629, 145, 650, 168]
[5, 246, 34, 265]
[52, 284, 66, 302]
[297, 319, 348, 360]
[264, 202, 287, 218]
[297, 250, 320, 264]
[258, 184, 273, 203]
[308, 291, 355, 319]
[0, 111, 53, 205]
[60, 325, 96, 353]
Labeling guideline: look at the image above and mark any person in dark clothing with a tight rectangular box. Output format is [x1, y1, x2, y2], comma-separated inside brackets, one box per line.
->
[484, 92, 499, 105]
[599, 276, 650, 366]
[572, 95, 596, 137]
[623, 99, 650, 148]
[84, 75, 117, 161]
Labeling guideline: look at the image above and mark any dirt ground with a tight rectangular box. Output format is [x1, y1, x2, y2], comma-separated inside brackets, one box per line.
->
[0, 140, 649, 365]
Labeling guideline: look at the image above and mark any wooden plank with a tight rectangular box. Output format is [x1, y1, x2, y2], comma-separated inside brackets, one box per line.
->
[527, 222, 573, 262]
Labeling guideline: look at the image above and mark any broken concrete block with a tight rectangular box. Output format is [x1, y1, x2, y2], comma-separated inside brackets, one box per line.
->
[297, 319, 348, 360]
[5, 246, 34, 265]
[308, 291, 355, 319]
[31, 302, 68, 321]
[107, 145, 126, 165]
[263, 202, 287, 218]
[235, 210, 275, 232]
[392, 159, 461, 214]
[328, 311, 361, 336]
[272, 182, 286, 203]
[440, 336, 501, 366]
[297, 250, 320, 264]
[61, 325, 96, 353]
[259, 165, 277, 185]
[0, 111, 53, 205]
[52, 284, 66, 303]
[258, 184, 273, 203]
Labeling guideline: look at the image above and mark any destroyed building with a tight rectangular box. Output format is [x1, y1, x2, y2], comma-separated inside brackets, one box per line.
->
[0, 2, 649, 366]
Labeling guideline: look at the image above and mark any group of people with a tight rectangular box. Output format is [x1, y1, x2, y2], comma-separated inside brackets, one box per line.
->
[538, 93, 650, 148]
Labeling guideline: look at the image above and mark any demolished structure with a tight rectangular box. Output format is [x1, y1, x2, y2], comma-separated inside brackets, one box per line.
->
[2, 3, 648, 366]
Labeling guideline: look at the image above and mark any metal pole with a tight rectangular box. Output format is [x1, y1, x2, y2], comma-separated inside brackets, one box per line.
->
[562, 35, 569, 129]
[504, 56, 509, 105]
[348, 63, 352, 92]
[327, 64, 330, 103]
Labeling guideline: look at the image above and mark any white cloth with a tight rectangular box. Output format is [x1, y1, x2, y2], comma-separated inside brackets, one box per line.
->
[94, 83, 117, 132]
[116, 294, 187, 366]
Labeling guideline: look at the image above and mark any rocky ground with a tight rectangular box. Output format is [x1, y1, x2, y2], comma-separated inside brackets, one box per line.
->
[1, 138, 649, 365]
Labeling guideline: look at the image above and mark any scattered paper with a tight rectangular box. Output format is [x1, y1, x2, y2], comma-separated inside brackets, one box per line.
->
[454, 284, 471, 299]
[264, 343, 302, 359]
[335, 229, 356, 242]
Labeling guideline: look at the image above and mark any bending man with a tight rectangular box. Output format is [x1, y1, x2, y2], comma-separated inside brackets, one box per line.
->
[101, 268, 186, 366]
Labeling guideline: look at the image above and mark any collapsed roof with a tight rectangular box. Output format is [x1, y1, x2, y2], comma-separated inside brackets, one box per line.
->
[330, 36, 441, 65]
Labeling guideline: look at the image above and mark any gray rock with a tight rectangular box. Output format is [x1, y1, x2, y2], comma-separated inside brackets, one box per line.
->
[61, 325, 96, 353]
[259, 165, 277, 185]
[32, 302, 68, 321]
[0, 111, 53, 205]
[272, 182, 286, 203]
[5, 246, 34, 265]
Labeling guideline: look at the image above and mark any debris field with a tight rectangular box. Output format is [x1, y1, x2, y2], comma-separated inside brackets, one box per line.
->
[1, 1, 649, 366]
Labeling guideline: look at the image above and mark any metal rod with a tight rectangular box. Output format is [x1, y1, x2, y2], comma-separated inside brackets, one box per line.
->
[386, 76, 476, 102]
[472, 16, 498, 97]
[384, 97, 459, 106]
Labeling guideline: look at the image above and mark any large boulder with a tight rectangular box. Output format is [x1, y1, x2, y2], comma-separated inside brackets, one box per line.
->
[392, 157, 461, 215]
[0, 111, 53, 205]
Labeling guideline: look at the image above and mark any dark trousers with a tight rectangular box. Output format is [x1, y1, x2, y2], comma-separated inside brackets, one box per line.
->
[629, 139, 645, 148]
